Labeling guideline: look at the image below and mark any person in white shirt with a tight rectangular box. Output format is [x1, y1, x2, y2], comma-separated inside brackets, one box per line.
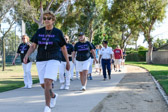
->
[99, 41, 113, 81]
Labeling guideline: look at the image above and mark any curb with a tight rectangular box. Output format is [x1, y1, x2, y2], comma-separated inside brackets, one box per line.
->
[151, 75, 168, 105]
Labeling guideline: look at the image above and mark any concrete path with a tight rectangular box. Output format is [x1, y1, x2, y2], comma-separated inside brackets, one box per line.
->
[0, 68, 126, 112]
[91, 65, 168, 112]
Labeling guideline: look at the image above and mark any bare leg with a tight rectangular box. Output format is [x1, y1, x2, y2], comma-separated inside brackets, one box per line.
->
[80, 70, 88, 86]
[44, 79, 55, 107]
[83, 70, 88, 86]
[80, 72, 84, 86]
[99, 69, 102, 75]
[41, 84, 45, 89]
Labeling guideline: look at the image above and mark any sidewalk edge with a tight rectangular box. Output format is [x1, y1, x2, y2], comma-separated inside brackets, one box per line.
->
[151, 74, 168, 105]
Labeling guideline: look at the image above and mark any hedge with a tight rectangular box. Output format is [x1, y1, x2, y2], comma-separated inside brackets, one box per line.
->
[126, 50, 147, 61]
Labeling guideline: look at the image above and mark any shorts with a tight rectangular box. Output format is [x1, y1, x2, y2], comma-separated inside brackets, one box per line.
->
[36, 60, 60, 84]
[114, 59, 121, 65]
[122, 59, 125, 63]
[76, 58, 91, 72]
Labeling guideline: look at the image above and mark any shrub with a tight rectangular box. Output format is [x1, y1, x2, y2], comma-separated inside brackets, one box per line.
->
[125, 50, 147, 61]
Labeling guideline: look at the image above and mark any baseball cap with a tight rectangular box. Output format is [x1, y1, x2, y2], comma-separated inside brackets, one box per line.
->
[78, 32, 85, 36]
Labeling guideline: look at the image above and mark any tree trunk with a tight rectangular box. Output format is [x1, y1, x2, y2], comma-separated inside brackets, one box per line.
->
[147, 37, 153, 64]
[2, 37, 5, 71]
[88, 20, 94, 42]
[121, 33, 132, 49]
[89, 26, 94, 42]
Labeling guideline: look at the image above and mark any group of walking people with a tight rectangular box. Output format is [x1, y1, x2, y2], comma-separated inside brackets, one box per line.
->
[12, 11, 126, 112]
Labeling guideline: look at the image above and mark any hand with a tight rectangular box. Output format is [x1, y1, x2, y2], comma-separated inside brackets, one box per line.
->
[68, 54, 72, 57]
[12, 60, 15, 65]
[93, 60, 95, 65]
[23, 56, 28, 64]
[27, 42, 31, 46]
[66, 62, 70, 71]
[95, 58, 98, 64]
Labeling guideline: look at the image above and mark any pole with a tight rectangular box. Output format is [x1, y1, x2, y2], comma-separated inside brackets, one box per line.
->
[2, 29, 5, 71]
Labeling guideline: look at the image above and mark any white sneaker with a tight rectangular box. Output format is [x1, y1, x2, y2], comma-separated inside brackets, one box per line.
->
[60, 84, 65, 90]
[44, 106, 51, 112]
[65, 85, 69, 90]
[50, 93, 58, 108]
[27, 85, 32, 89]
[80, 86, 86, 91]
[23, 85, 28, 89]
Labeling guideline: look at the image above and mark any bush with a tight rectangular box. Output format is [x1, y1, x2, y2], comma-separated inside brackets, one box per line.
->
[126, 50, 147, 61]
[138, 51, 147, 61]
[126, 53, 139, 61]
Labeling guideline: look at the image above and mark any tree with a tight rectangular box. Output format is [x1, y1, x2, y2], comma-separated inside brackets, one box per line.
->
[130, 0, 167, 63]
[0, 0, 35, 71]
[104, 0, 141, 49]
[4, 31, 20, 54]
[65, 0, 107, 42]
[24, 0, 74, 28]
[0, 0, 18, 71]
[153, 38, 167, 48]
[138, 46, 148, 51]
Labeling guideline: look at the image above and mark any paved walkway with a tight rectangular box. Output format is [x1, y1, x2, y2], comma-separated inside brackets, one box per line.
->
[0, 68, 126, 112]
[91, 65, 168, 112]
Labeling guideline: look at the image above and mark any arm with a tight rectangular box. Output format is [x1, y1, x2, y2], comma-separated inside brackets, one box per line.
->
[27, 42, 32, 47]
[91, 49, 98, 63]
[12, 53, 19, 65]
[113, 51, 115, 60]
[61, 45, 70, 71]
[99, 55, 102, 64]
[110, 54, 112, 62]
[23, 43, 37, 64]
[72, 51, 76, 63]
[121, 51, 123, 60]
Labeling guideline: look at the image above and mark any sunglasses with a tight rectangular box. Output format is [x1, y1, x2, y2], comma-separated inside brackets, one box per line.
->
[43, 17, 52, 21]
[22, 38, 26, 40]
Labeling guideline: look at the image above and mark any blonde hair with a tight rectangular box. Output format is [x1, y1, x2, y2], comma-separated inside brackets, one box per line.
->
[78, 35, 87, 43]
[43, 11, 56, 22]
[22, 35, 29, 42]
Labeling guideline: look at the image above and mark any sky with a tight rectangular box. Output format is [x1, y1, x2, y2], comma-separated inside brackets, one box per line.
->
[137, 7, 168, 48]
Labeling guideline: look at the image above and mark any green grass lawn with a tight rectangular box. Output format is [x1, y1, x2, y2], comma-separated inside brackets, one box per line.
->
[126, 61, 168, 95]
[0, 63, 39, 93]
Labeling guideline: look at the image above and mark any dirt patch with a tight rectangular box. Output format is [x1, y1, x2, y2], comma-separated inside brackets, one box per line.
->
[91, 65, 168, 112]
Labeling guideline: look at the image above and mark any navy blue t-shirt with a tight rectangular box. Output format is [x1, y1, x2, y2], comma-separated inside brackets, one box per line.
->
[31, 27, 66, 62]
[17, 43, 30, 63]
[61, 43, 74, 62]
[74, 41, 94, 61]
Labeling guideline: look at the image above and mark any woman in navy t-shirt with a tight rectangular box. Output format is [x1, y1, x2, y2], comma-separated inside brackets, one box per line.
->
[23, 11, 70, 112]
[72, 32, 97, 91]
[12, 35, 32, 89]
